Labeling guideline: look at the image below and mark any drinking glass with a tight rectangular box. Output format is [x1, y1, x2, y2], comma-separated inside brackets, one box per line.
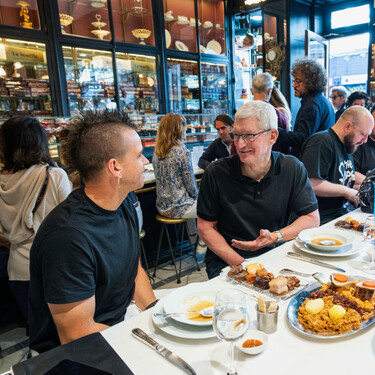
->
[362, 215, 375, 274]
[212, 289, 249, 375]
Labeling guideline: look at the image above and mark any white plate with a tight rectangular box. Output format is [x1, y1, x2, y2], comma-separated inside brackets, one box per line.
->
[165, 29, 171, 48]
[164, 15, 175, 22]
[206, 40, 222, 55]
[152, 301, 216, 339]
[200, 45, 207, 53]
[162, 283, 217, 326]
[175, 40, 189, 52]
[298, 228, 355, 252]
[294, 237, 366, 257]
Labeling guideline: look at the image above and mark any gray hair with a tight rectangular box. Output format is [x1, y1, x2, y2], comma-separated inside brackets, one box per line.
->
[235, 100, 278, 130]
[331, 86, 348, 98]
[252, 73, 274, 94]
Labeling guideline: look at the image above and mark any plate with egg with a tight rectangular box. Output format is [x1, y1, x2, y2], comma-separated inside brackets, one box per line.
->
[287, 273, 375, 338]
[161, 282, 217, 326]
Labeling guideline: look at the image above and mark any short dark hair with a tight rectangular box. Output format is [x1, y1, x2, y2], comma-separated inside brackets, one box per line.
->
[291, 57, 328, 93]
[371, 106, 375, 115]
[0, 117, 53, 173]
[214, 114, 234, 127]
[62, 110, 137, 182]
[347, 91, 370, 107]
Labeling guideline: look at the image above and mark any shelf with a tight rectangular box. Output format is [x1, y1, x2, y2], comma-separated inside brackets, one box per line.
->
[0, 95, 51, 99]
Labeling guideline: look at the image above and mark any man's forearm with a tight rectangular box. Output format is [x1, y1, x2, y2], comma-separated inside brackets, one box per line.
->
[310, 178, 356, 198]
[133, 263, 156, 310]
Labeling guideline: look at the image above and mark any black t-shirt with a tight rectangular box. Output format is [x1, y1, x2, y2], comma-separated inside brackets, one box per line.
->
[300, 128, 355, 221]
[353, 136, 375, 175]
[29, 188, 139, 353]
[197, 153, 318, 278]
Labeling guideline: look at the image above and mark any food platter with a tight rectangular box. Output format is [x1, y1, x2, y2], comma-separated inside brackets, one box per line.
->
[206, 40, 222, 55]
[162, 283, 216, 326]
[152, 301, 216, 339]
[293, 237, 365, 258]
[175, 40, 189, 52]
[287, 280, 375, 339]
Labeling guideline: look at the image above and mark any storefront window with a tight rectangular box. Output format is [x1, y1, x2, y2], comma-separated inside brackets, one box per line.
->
[198, 0, 225, 55]
[57, 0, 111, 41]
[0, 38, 51, 117]
[111, 0, 155, 45]
[163, 0, 197, 53]
[201, 62, 227, 114]
[167, 58, 200, 114]
[117, 53, 159, 115]
[0, 0, 40, 29]
[63, 47, 115, 115]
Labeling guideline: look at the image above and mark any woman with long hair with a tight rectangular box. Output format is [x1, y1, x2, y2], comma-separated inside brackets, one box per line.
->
[0, 117, 71, 321]
[269, 86, 292, 126]
[153, 113, 200, 245]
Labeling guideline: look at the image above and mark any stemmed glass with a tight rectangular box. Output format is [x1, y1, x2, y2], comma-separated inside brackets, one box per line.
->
[212, 289, 249, 375]
[362, 214, 375, 274]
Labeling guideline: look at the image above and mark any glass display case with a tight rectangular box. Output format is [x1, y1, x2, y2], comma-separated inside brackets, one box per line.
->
[201, 62, 228, 114]
[0, 0, 40, 29]
[57, 0, 111, 41]
[111, 0, 155, 45]
[198, 0, 226, 55]
[0, 38, 52, 117]
[163, 0, 197, 53]
[167, 58, 200, 114]
[62, 46, 116, 116]
[117, 53, 159, 115]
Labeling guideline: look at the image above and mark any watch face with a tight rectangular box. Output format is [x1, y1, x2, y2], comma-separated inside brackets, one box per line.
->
[267, 50, 277, 62]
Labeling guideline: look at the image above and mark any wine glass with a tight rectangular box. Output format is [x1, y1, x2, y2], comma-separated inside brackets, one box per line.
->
[212, 289, 249, 375]
[362, 214, 375, 274]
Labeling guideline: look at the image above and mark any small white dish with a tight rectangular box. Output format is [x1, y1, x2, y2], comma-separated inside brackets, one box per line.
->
[206, 40, 222, 55]
[236, 330, 268, 355]
[175, 40, 189, 52]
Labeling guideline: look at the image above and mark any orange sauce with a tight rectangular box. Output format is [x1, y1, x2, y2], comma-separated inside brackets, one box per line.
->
[185, 300, 213, 322]
[242, 339, 263, 348]
[310, 237, 343, 246]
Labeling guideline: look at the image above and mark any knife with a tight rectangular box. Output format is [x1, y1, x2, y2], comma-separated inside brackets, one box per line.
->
[287, 252, 346, 272]
[132, 328, 196, 375]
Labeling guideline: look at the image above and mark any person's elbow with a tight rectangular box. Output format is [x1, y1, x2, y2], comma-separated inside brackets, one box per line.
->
[303, 209, 320, 228]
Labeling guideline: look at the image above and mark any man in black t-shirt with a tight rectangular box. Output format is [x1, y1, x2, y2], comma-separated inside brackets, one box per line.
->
[300, 106, 374, 225]
[197, 101, 319, 279]
[29, 110, 156, 353]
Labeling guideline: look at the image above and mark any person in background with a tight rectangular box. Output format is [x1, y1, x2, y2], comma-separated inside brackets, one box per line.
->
[353, 106, 375, 184]
[198, 114, 235, 169]
[330, 86, 348, 122]
[251, 73, 290, 153]
[197, 101, 319, 279]
[300, 106, 374, 225]
[153, 113, 205, 252]
[0, 117, 71, 323]
[347, 91, 370, 109]
[277, 57, 335, 157]
[269, 86, 292, 126]
[29, 110, 156, 353]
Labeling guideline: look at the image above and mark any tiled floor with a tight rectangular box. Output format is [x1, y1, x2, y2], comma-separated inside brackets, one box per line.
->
[0, 253, 208, 373]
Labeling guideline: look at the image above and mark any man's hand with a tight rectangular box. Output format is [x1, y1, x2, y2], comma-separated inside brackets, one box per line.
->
[344, 188, 359, 207]
[231, 230, 277, 251]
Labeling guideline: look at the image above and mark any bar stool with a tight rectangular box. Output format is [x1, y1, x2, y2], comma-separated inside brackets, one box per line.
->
[153, 214, 200, 283]
[139, 229, 154, 284]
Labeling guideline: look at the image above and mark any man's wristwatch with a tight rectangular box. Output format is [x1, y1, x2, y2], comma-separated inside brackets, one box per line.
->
[274, 230, 284, 246]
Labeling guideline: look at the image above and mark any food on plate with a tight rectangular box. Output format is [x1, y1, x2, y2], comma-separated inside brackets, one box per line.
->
[253, 276, 270, 290]
[245, 274, 256, 284]
[310, 237, 344, 246]
[329, 304, 346, 320]
[285, 276, 300, 291]
[269, 276, 288, 295]
[185, 300, 213, 322]
[335, 217, 364, 232]
[305, 298, 324, 315]
[246, 263, 264, 275]
[255, 267, 274, 280]
[234, 270, 248, 282]
[242, 339, 263, 348]
[297, 275, 375, 335]
[330, 273, 359, 291]
[228, 264, 244, 278]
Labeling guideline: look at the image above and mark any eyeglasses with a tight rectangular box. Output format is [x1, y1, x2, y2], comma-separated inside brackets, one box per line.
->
[292, 78, 304, 85]
[230, 129, 270, 143]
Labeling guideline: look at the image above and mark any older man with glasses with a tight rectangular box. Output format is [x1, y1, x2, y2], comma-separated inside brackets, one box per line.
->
[197, 101, 319, 279]
[277, 57, 335, 158]
[331, 86, 348, 122]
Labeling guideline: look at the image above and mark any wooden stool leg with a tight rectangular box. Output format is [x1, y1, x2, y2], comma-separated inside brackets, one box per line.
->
[153, 224, 165, 277]
[165, 225, 180, 283]
[184, 222, 201, 272]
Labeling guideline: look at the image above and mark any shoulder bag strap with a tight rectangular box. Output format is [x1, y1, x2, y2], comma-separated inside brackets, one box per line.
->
[32, 165, 52, 214]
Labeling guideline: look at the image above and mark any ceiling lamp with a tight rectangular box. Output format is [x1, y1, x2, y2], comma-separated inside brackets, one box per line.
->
[244, 0, 266, 5]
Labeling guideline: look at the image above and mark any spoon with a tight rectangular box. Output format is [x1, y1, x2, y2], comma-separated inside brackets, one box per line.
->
[279, 268, 328, 285]
[154, 306, 214, 318]
[318, 240, 336, 246]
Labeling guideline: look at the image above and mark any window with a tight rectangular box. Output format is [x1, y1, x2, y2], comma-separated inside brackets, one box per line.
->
[331, 4, 370, 29]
